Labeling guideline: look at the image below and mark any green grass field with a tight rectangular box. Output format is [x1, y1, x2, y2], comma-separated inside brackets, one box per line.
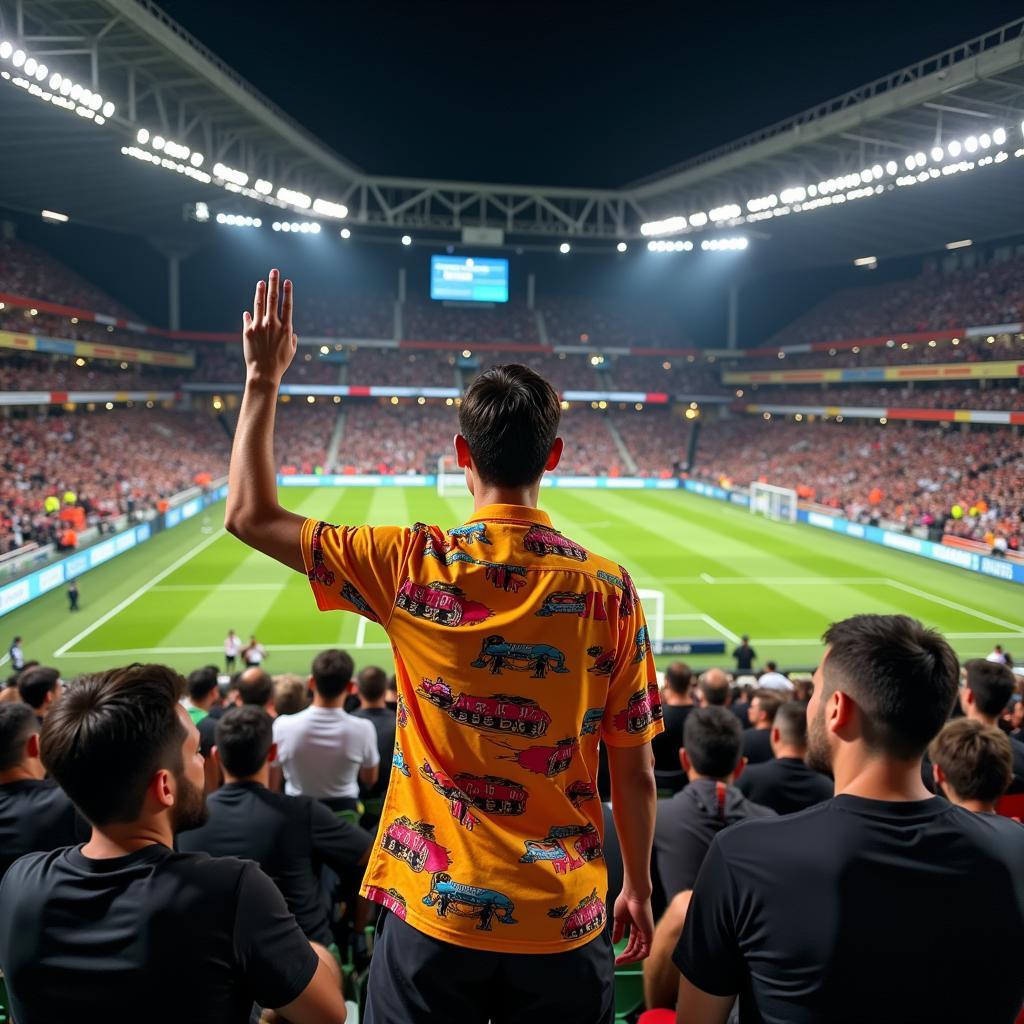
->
[4, 486, 1023, 679]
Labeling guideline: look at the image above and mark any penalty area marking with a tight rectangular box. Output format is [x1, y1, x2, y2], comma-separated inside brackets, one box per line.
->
[58, 641, 394, 659]
[883, 579, 1024, 633]
[54, 529, 228, 659]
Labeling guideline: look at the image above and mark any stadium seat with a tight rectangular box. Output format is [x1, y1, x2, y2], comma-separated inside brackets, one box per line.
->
[637, 1010, 675, 1024]
[996, 793, 1024, 821]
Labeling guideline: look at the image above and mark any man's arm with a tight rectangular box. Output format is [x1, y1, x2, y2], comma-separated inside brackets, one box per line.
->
[606, 742, 657, 964]
[675, 976, 735, 1024]
[644, 890, 692, 1011]
[224, 269, 305, 573]
[268, 942, 346, 1024]
[358, 763, 380, 788]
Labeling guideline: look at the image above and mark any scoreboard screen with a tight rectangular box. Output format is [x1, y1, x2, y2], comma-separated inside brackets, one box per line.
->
[430, 255, 509, 303]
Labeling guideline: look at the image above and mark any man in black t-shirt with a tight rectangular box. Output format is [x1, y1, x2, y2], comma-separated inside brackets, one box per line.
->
[740, 689, 782, 765]
[17, 666, 60, 723]
[653, 707, 774, 908]
[731, 635, 756, 673]
[0, 664, 346, 1024]
[737, 701, 833, 815]
[957, 658, 1024, 794]
[0, 703, 85, 880]
[179, 706, 371, 945]
[673, 614, 1024, 1024]
[651, 662, 696, 794]
[350, 665, 397, 823]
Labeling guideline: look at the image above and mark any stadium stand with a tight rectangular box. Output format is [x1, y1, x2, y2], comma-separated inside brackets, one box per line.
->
[740, 382, 1023, 410]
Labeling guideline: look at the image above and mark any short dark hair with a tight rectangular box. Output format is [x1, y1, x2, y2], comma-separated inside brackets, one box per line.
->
[386, 674, 398, 694]
[964, 659, 1015, 717]
[40, 664, 186, 825]
[751, 689, 784, 723]
[236, 668, 273, 707]
[774, 701, 808, 748]
[458, 364, 561, 488]
[312, 649, 354, 700]
[0, 703, 38, 770]
[683, 707, 743, 778]
[273, 675, 309, 716]
[187, 666, 220, 703]
[821, 615, 959, 760]
[357, 665, 388, 703]
[18, 666, 59, 710]
[764, 661, 778, 672]
[664, 662, 693, 697]
[699, 674, 730, 707]
[929, 719, 1012, 803]
[215, 707, 273, 778]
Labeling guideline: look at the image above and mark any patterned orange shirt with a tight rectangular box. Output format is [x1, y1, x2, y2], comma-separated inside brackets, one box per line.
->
[301, 503, 662, 953]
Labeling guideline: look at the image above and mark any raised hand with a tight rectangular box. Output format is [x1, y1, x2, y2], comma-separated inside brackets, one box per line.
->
[242, 268, 297, 385]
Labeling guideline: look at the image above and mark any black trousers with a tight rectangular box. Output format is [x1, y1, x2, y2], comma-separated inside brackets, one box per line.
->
[363, 910, 615, 1024]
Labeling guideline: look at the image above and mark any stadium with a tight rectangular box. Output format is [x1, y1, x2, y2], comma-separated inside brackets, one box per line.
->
[0, 3, 1022, 1023]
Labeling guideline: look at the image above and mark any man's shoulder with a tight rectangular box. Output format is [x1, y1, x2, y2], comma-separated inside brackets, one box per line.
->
[716, 797, 834, 848]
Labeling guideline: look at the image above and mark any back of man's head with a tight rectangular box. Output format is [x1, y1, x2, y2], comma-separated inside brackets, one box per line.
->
[764, 661, 778, 673]
[272, 674, 309, 716]
[773, 701, 809, 752]
[215, 706, 273, 779]
[187, 666, 219, 705]
[40, 664, 186, 825]
[816, 615, 958, 761]
[964, 659, 1015, 718]
[929, 718, 1012, 806]
[18, 666, 59, 711]
[664, 662, 693, 698]
[458, 364, 561, 488]
[357, 665, 388, 704]
[699, 668, 731, 707]
[683, 707, 743, 779]
[751, 689, 784, 725]
[235, 667, 273, 708]
[0, 703, 39, 771]
[311, 648, 354, 701]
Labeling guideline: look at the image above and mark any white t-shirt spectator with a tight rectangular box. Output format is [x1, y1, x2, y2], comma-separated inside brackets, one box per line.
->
[225, 635, 242, 659]
[272, 706, 380, 799]
[987, 649, 1008, 665]
[757, 670, 795, 693]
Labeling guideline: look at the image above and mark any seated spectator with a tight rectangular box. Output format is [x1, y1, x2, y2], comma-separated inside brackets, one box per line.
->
[273, 673, 311, 717]
[184, 665, 220, 726]
[273, 650, 379, 812]
[0, 703, 85, 880]
[651, 662, 696, 795]
[652, 707, 774, 907]
[697, 668, 732, 708]
[234, 666, 276, 715]
[0, 663, 346, 1023]
[756, 661, 794, 694]
[741, 689, 784, 765]
[673, 614, 1024, 1023]
[737, 701, 834, 814]
[930, 718, 1013, 815]
[178, 707, 371, 946]
[351, 666, 396, 823]
[957, 658, 1024, 794]
[18, 666, 60, 722]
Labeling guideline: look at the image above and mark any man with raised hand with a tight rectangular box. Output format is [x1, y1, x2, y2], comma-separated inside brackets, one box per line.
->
[672, 614, 1024, 1024]
[226, 270, 662, 1024]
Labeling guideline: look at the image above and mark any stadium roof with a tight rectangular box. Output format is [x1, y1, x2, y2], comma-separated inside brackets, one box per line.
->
[0, 2, 1023, 269]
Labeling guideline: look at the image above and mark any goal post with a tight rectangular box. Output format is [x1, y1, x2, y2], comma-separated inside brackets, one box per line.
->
[749, 481, 798, 523]
[637, 588, 665, 653]
[437, 454, 465, 497]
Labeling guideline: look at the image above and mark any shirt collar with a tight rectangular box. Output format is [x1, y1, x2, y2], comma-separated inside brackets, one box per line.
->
[465, 504, 552, 527]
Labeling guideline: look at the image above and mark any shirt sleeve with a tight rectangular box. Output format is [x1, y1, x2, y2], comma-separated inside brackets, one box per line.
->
[233, 862, 319, 1010]
[672, 839, 746, 997]
[300, 517, 412, 625]
[310, 799, 372, 874]
[601, 576, 664, 747]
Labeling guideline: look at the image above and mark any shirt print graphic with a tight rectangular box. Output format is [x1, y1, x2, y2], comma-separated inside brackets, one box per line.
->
[299, 507, 662, 954]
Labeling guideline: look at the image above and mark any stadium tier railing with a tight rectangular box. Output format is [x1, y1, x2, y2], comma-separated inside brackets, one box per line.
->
[737, 401, 1024, 426]
[0, 478, 228, 620]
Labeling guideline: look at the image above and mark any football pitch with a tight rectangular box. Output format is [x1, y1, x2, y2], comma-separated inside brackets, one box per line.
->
[5, 486, 1023, 679]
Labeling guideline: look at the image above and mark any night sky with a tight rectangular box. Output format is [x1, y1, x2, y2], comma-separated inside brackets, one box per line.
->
[156, 0, 1023, 187]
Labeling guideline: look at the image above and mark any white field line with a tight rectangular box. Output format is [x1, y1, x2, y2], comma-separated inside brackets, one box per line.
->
[750, 631, 1024, 647]
[699, 573, 715, 584]
[663, 613, 711, 621]
[633, 576, 888, 586]
[884, 579, 1024, 633]
[150, 583, 284, 592]
[0, 653, 8, 669]
[699, 614, 741, 644]
[54, 529, 228, 658]
[57, 642, 393, 659]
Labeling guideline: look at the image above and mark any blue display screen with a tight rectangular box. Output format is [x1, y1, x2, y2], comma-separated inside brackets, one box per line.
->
[430, 256, 509, 303]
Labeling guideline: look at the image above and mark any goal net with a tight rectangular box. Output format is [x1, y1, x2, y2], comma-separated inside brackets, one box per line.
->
[437, 454, 465, 497]
[749, 481, 798, 523]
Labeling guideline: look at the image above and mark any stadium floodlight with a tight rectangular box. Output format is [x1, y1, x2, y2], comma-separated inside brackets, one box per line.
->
[930, 146, 943, 162]
[272, 220, 320, 233]
[885, 160, 897, 174]
[616, 241, 627, 253]
[559, 242, 571, 254]
[11, 49, 25, 68]
[964, 135, 978, 153]
[215, 213, 261, 228]
[41, 209, 68, 222]
[853, 255, 877, 268]
[688, 211, 708, 227]
[780, 186, 806, 204]
[945, 238, 972, 249]
[213, 162, 248, 187]
[640, 215, 687, 236]
[947, 139, 961, 157]
[23, 57, 36, 76]
[0, 41, 11, 60]
[402, 234, 413, 246]
[189, 152, 204, 167]
[152, 135, 165, 150]
[979, 133, 991, 149]
[709, 203, 741, 222]
[700, 237, 748, 251]
[340, 227, 351, 239]
[993, 127, 1007, 146]
[194, 202, 210, 222]
[277, 186, 311, 209]
[254, 179, 274, 195]
[312, 198, 348, 219]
